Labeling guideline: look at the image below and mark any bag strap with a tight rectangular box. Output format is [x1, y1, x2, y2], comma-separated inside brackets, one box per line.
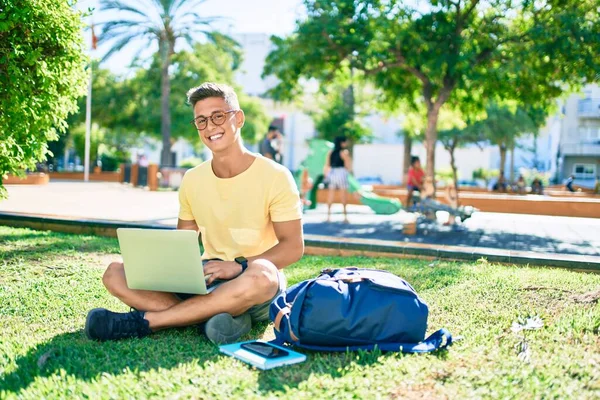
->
[272, 305, 300, 342]
[275, 329, 453, 353]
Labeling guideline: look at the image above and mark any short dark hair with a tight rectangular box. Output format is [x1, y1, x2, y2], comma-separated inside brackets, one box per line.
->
[410, 156, 420, 166]
[186, 82, 240, 109]
[268, 125, 278, 132]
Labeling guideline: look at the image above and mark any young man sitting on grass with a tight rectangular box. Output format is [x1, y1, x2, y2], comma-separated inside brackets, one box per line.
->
[85, 83, 304, 344]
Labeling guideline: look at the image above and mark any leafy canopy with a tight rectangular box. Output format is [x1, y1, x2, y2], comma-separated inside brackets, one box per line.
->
[264, 0, 600, 176]
[122, 43, 270, 144]
[0, 0, 88, 197]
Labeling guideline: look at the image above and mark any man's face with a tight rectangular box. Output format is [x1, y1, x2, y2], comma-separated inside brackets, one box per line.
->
[193, 97, 244, 153]
[414, 161, 421, 169]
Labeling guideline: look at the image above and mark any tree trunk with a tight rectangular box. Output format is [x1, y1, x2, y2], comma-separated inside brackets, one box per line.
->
[509, 144, 515, 182]
[499, 144, 507, 176]
[424, 106, 441, 182]
[403, 134, 412, 185]
[449, 145, 459, 202]
[63, 144, 69, 170]
[160, 39, 173, 167]
[342, 83, 355, 117]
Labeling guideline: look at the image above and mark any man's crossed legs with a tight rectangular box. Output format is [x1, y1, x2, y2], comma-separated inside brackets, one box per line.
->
[85, 259, 285, 343]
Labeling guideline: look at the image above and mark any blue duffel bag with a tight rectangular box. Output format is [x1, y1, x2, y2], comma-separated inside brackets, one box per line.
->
[270, 267, 452, 353]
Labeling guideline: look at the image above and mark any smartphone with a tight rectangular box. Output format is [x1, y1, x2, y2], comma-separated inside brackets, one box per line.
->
[240, 341, 289, 359]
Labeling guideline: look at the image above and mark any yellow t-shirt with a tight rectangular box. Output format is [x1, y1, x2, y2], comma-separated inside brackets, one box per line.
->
[178, 155, 302, 261]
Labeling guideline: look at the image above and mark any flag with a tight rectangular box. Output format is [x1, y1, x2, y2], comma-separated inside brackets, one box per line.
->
[91, 23, 98, 50]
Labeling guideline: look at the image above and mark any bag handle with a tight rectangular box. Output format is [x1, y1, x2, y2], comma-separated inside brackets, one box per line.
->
[272, 305, 300, 342]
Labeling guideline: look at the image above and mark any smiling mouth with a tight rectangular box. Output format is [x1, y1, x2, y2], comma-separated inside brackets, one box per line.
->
[208, 133, 224, 142]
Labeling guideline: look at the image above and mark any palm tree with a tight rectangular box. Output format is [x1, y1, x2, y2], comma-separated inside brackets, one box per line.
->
[98, 0, 235, 166]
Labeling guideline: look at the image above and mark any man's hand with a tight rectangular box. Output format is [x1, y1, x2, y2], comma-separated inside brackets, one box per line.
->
[203, 260, 242, 285]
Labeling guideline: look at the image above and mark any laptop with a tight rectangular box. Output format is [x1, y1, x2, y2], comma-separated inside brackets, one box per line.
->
[116, 228, 208, 295]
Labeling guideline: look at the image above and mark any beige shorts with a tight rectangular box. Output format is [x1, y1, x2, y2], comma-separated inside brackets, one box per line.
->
[175, 268, 287, 322]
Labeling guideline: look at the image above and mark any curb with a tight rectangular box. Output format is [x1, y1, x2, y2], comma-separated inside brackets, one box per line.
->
[0, 211, 598, 272]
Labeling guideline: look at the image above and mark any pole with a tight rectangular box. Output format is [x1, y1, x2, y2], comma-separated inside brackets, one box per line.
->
[84, 63, 92, 182]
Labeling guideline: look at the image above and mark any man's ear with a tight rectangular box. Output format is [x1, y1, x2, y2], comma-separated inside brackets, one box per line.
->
[236, 109, 245, 129]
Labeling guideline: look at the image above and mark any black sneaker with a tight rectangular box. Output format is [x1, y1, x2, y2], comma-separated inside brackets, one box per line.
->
[85, 308, 152, 341]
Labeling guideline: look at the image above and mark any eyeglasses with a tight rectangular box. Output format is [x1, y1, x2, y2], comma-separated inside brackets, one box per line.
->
[190, 110, 238, 131]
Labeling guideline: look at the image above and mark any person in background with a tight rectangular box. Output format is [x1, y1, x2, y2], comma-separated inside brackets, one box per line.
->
[406, 156, 425, 208]
[516, 175, 526, 194]
[300, 168, 314, 208]
[492, 172, 508, 193]
[259, 126, 280, 163]
[594, 176, 600, 195]
[271, 130, 284, 165]
[323, 136, 352, 223]
[565, 174, 576, 192]
[138, 153, 149, 167]
[531, 177, 544, 195]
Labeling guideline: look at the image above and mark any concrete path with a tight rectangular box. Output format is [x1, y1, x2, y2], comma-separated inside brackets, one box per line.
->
[2, 181, 599, 257]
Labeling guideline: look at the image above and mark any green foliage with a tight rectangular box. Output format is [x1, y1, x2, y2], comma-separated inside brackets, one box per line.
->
[68, 61, 139, 134]
[475, 103, 546, 150]
[71, 123, 105, 168]
[179, 157, 204, 169]
[435, 167, 456, 183]
[264, 0, 600, 177]
[99, 152, 125, 172]
[313, 88, 372, 143]
[472, 167, 500, 185]
[238, 94, 271, 144]
[123, 43, 268, 144]
[2, 226, 600, 398]
[0, 0, 88, 196]
[99, 0, 236, 165]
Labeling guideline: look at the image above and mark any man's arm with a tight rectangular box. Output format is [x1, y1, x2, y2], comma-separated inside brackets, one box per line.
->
[247, 219, 304, 269]
[177, 218, 198, 232]
[203, 219, 303, 284]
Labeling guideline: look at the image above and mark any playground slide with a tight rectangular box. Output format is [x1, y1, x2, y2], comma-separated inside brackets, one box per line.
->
[347, 175, 402, 215]
[296, 138, 401, 215]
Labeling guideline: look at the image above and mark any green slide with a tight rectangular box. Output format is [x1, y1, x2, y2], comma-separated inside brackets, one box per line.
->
[295, 138, 402, 215]
[347, 174, 403, 215]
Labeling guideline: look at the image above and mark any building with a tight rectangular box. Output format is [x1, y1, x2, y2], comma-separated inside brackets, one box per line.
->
[556, 84, 600, 187]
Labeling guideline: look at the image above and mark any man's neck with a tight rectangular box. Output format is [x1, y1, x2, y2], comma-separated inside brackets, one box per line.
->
[211, 140, 255, 179]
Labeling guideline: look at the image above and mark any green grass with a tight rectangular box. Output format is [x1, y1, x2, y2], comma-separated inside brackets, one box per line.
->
[1, 226, 599, 399]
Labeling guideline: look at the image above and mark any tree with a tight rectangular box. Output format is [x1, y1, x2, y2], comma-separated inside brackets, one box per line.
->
[398, 112, 427, 182]
[311, 74, 372, 143]
[99, 0, 237, 166]
[438, 126, 483, 197]
[0, 0, 87, 197]
[125, 43, 269, 145]
[474, 103, 547, 178]
[71, 123, 105, 167]
[264, 0, 600, 181]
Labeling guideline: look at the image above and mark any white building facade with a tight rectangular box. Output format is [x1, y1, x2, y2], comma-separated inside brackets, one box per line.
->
[556, 84, 600, 187]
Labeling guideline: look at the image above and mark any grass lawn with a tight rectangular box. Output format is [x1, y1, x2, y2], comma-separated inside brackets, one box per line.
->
[0, 226, 599, 399]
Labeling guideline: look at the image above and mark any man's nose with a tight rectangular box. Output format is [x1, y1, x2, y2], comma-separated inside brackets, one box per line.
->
[206, 117, 220, 131]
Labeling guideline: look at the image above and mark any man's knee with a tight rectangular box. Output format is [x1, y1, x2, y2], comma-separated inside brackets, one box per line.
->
[242, 259, 279, 303]
[103, 262, 125, 294]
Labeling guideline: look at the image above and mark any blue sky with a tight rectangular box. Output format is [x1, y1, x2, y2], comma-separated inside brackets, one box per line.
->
[77, 0, 305, 74]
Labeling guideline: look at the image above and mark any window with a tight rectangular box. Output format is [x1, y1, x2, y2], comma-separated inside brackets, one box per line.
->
[573, 163, 596, 179]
